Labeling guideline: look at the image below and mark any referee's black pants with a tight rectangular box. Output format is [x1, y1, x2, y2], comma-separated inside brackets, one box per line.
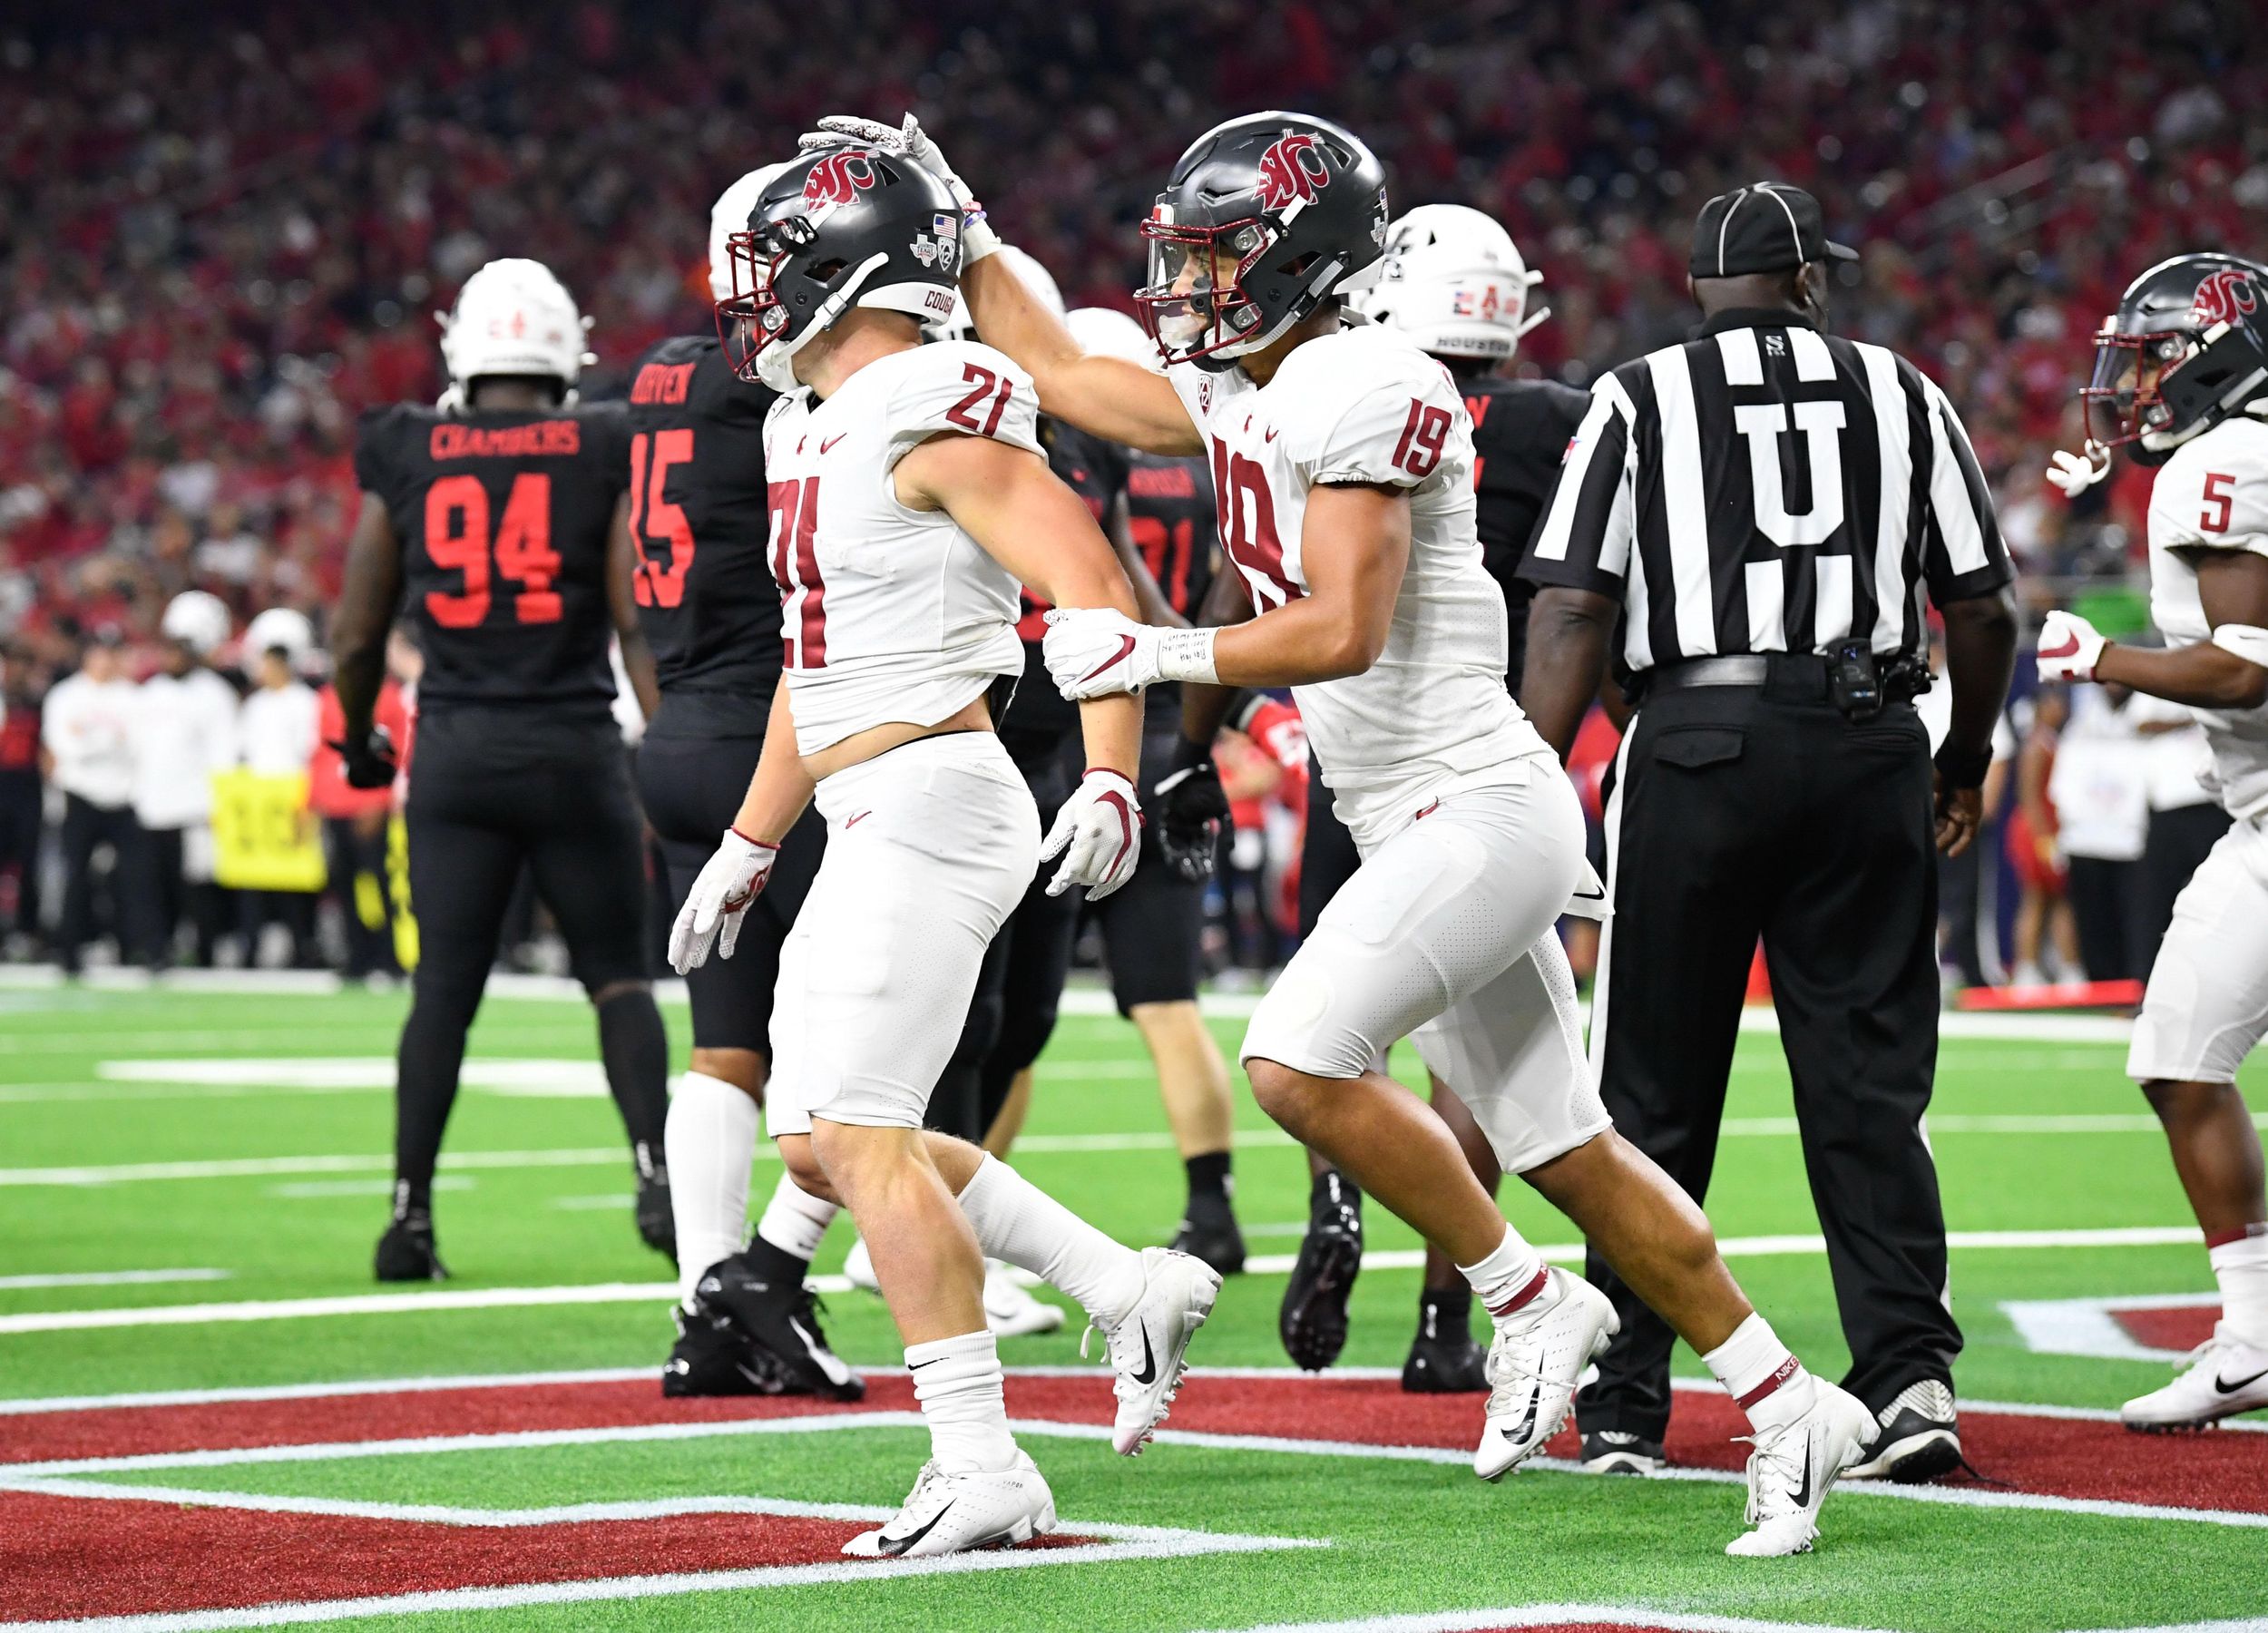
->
[1578, 678, 1961, 1442]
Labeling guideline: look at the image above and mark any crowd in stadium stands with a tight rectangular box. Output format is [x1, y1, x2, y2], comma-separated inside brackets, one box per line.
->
[1, 0, 2263, 982]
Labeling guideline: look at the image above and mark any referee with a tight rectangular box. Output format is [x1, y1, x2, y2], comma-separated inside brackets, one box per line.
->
[1520, 182, 2018, 1484]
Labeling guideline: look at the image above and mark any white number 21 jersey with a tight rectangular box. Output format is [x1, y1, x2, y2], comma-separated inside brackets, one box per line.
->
[1168, 322, 1550, 847]
[764, 341, 1038, 757]
[2146, 416, 2268, 822]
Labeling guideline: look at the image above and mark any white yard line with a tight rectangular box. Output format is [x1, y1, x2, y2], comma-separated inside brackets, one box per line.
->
[0, 1269, 230, 1291]
[0, 1229, 2215, 1336]
[1198, 1608, 1901, 1633]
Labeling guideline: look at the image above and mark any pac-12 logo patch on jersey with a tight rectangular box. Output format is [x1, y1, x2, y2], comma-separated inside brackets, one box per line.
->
[803, 152, 878, 211]
[1256, 133, 1330, 211]
[2191, 267, 2263, 329]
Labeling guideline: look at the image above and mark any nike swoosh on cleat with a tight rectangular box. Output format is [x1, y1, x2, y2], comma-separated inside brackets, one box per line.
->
[1511, 1384, 1540, 1446]
[789, 1317, 853, 1384]
[2215, 1365, 2268, 1393]
[1131, 1326, 1158, 1386]
[1080, 634, 1139, 684]
[1787, 1455, 1814, 1512]
[879, 1501, 953, 1557]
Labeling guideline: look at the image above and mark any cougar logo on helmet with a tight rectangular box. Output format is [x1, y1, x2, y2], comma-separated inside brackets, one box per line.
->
[2191, 268, 2263, 330]
[1256, 133, 1330, 211]
[803, 152, 879, 210]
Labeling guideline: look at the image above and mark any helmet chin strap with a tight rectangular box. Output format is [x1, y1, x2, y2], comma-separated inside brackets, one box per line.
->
[1215, 251, 1348, 362]
[755, 252, 891, 391]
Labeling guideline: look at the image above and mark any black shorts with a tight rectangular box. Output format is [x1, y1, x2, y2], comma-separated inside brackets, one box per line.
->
[406, 709, 650, 995]
[638, 728, 825, 1057]
[1090, 730, 1204, 1014]
[1297, 749, 1361, 940]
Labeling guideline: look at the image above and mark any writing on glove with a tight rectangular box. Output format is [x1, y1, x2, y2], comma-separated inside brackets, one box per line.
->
[1041, 768, 1143, 898]
[668, 828, 779, 973]
[1042, 607, 1217, 699]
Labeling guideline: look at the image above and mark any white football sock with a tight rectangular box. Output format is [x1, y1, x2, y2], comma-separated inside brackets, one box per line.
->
[906, 1329, 1018, 1473]
[754, 1171, 838, 1265]
[1705, 1312, 1817, 1436]
[664, 1071, 758, 1305]
[2209, 1225, 2268, 1345]
[955, 1153, 1144, 1329]
[1458, 1224, 1548, 1323]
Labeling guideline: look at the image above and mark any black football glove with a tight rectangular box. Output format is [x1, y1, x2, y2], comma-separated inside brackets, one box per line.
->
[1150, 738, 1228, 884]
[334, 725, 398, 791]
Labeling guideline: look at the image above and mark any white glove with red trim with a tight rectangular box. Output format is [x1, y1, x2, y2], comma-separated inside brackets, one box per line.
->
[1042, 606, 1217, 699]
[2036, 609, 2107, 684]
[799, 114, 1000, 263]
[1041, 769, 1143, 899]
[669, 828, 779, 973]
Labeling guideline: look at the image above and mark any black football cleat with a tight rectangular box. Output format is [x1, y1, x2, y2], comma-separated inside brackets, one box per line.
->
[1278, 1171, 1363, 1372]
[633, 1159, 676, 1260]
[1402, 1300, 1489, 1393]
[1580, 1428, 1666, 1475]
[663, 1305, 795, 1397]
[1844, 1379, 1963, 1482]
[1170, 1191, 1247, 1276]
[374, 1213, 447, 1282]
[697, 1252, 866, 1401]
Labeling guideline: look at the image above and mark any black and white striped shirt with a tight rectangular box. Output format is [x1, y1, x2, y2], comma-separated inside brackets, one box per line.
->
[1520, 308, 2012, 672]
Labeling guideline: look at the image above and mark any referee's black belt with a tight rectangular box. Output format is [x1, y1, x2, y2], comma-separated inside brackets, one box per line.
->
[1640, 653, 1828, 697]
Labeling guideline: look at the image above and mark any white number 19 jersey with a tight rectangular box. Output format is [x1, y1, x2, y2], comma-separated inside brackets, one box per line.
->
[1168, 322, 1550, 847]
[764, 341, 1038, 757]
[2146, 416, 2268, 823]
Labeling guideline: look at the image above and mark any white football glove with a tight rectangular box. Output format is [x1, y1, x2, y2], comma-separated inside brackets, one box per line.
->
[2036, 609, 2107, 684]
[798, 113, 1000, 263]
[668, 828, 779, 973]
[1042, 607, 1218, 699]
[2045, 445, 2110, 497]
[1040, 770, 1143, 899]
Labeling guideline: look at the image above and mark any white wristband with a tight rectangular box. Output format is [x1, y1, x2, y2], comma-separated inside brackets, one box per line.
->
[1154, 627, 1220, 686]
[959, 207, 1002, 264]
[2212, 622, 2268, 669]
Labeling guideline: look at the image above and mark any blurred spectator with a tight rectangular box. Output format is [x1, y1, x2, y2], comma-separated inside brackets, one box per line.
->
[235, 636, 323, 966]
[2130, 689, 2231, 961]
[40, 631, 142, 973]
[129, 592, 241, 967]
[2049, 685, 2151, 983]
[2009, 689, 2080, 988]
[0, 646, 44, 952]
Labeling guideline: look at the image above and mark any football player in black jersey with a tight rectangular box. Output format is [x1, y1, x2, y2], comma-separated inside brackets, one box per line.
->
[628, 171, 858, 1400]
[1162, 205, 1589, 1391]
[331, 259, 675, 1282]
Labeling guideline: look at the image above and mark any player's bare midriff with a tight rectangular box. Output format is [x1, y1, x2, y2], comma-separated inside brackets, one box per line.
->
[799, 691, 995, 782]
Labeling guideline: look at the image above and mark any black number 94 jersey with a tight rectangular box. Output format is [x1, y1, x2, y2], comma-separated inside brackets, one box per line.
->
[355, 401, 630, 716]
[623, 336, 783, 737]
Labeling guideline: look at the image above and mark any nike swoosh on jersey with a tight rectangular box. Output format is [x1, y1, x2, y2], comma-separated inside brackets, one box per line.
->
[879, 1500, 955, 1556]
[821, 434, 847, 453]
[1264, 425, 1281, 443]
[845, 811, 871, 828]
[1080, 634, 1139, 684]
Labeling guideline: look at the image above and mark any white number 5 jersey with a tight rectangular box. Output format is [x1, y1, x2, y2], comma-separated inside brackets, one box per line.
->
[2146, 416, 2268, 822]
[1168, 322, 1550, 846]
[765, 341, 1039, 757]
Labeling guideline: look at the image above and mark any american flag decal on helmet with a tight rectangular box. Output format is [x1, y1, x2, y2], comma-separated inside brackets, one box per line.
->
[1255, 132, 1330, 212]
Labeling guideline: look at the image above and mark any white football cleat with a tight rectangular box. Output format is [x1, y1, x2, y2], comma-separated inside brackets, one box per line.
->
[841, 1452, 1056, 1558]
[984, 1260, 1066, 1338]
[1086, 1246, 1221, 1454]
[1725, 1379, 1878, 1558]
[2123, 1323, 2268, 1432]
[842, 1235, 879, 1293]
[1472, 1268, 1618, 1481]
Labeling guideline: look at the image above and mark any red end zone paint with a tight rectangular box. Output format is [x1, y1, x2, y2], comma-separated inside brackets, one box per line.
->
[2115, 1305, 2219, 1354]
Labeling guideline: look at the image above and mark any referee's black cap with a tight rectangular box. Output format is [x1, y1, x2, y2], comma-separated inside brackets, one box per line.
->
[1689, 183, 1859, 279]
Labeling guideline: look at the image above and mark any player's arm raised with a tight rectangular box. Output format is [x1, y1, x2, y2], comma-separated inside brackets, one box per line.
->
[958, 254, 1202, 456]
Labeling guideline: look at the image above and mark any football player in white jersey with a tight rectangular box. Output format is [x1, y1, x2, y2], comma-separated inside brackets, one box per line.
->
[800, 110, 1875, 1557]
[670, 149, 1221, 1557]
[2038, 252, 2268, 1432]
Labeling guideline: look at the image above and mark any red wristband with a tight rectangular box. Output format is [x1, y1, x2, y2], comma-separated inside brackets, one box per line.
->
[728, 826, 781, 852]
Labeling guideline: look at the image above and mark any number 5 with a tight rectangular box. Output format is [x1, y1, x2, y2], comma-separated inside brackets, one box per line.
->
[2202, 472, 2235, 533]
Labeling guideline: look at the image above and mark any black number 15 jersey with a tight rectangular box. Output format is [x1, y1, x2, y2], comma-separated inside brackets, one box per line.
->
[355, 402, 630, 716]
